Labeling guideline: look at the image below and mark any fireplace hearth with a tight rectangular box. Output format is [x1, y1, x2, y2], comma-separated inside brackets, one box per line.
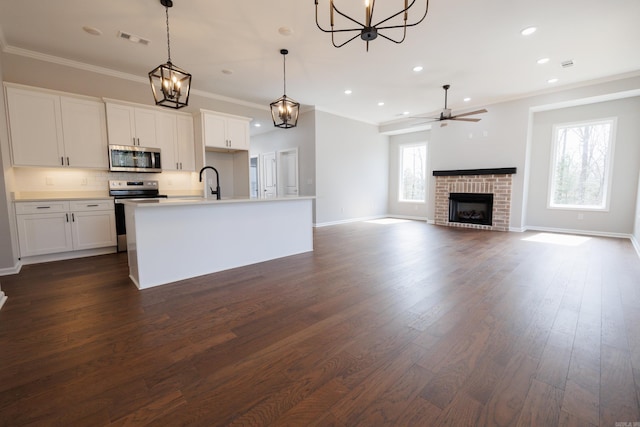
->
[449, 193, 493, 226]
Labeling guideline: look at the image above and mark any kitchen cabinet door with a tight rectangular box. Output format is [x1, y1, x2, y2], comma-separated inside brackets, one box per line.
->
[16, 212, 73, 256]
[176, 115, 195, 171]
[71, 210, 117, 250]
[60, 97, 109, 169]
[226, 117, 249, 150]
[202, 111, 250, 151]
[105, 103, 157, 147]
[155, 111, 179, 170]
[6, 86, 65, 167]
[105, 103, 137, 146]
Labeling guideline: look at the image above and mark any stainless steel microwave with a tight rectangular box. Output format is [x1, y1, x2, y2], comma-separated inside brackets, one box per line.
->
[108, 145, 162, 173]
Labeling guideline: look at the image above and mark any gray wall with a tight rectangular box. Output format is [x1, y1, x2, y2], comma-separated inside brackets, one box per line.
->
[388, 131, 429, 220]
[250, 109, 316, 198]
[0, 50, 19, 272]
[526, 97, 640, 234]
[315, 110, 388, 225]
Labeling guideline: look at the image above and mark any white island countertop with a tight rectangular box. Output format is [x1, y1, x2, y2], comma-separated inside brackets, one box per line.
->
[124, 196, 314, 289]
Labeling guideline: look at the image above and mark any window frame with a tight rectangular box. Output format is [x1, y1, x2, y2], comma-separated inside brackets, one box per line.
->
[547, 117, 617, 212]
[398, 142, 427, 204]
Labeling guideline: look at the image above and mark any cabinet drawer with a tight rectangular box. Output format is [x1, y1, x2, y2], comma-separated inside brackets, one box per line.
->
[69, 200, 113, 212]
[15, 201, 70, 214]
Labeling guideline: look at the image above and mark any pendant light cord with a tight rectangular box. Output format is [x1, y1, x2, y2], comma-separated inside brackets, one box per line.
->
[165, 5, 172, 63]
[282, 53, 287, 95]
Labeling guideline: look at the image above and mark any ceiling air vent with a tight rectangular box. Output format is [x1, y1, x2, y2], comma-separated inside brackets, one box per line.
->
[561, 59, 574, 68]
[117, 31, 150, 46]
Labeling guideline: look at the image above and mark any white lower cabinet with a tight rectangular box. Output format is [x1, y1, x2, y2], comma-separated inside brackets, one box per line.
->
[15, 200, 116, 258]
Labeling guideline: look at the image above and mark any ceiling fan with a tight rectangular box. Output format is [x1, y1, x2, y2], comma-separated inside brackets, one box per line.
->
[413, 85, 487, 127]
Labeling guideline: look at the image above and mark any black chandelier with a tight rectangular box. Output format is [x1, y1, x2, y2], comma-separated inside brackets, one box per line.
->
[314, 0, 430, 51]
[149, 0, 191, 109]
[270, 49, 300, 129]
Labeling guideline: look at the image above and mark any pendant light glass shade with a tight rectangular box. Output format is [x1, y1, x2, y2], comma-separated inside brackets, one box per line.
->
[271, 49, 299, 129]
[149, 0, 191, 109]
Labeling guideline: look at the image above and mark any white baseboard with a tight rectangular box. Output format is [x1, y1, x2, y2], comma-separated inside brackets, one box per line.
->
[0, 262, 21, 276]
[632, 235, 640, 259]
[0, 291, 6, 310]
[19, 247, 117, 266]
[521, 225, 632, 239]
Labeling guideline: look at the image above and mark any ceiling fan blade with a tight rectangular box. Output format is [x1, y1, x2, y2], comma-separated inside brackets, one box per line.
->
[451, 109, 488, 119]
[450, 117, 482, 122]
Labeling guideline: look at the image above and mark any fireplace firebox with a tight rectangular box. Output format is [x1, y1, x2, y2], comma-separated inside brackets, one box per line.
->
[448, 193, 493, 226]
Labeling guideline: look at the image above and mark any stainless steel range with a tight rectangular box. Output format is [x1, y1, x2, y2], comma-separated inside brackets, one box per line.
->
[109, 180, 167, 252]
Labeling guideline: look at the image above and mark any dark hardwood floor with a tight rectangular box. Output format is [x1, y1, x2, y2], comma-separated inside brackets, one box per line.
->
[1, 220, 639, 426]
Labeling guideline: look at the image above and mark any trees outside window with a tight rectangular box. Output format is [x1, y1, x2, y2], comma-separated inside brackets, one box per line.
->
[549, 118, 616, 210]
[399, 143, 426, 202]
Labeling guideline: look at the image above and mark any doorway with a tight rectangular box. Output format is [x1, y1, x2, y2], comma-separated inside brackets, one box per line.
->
[258, 148, 299, 199]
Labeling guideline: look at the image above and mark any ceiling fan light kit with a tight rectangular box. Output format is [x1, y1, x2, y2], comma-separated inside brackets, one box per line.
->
[149, 0, 191, 109]
[314, 0, 430, 51]
[270, 49, 300, 129]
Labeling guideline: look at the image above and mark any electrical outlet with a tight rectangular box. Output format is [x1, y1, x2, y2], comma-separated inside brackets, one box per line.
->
[45, 176, 53, 185]
[577, 213, 584, 220]
[81, 177, 88, 186]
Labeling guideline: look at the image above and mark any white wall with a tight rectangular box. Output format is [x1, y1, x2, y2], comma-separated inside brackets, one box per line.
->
[315, 110, 388, 225]
[391, 74, 640, 232]
[526, 97, 640, 234]
[388, 131, 430, 220]
[634, 171, 640, 252]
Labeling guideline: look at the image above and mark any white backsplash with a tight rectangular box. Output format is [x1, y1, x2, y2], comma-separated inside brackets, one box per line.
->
[11, 167, 202, 194]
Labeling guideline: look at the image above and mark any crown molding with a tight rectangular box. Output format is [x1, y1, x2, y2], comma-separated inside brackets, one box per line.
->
[1, 44, 269, 112]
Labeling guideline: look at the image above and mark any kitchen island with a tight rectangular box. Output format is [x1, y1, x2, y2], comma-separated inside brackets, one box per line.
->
[123, 197, 314, 289]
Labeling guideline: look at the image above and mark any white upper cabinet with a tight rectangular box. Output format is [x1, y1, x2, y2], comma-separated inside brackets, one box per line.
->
[60, 97, 109, 169]
[176, 115, 195, 171]
[106, 101, 195, 171]
[202, 111, 250, 151]
[6, 85, 108, 169]
[6, 87, 64, 167]
[105, 103, 157, 148]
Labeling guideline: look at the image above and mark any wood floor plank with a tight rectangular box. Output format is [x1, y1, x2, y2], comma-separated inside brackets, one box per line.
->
[0, 222, 638, 426]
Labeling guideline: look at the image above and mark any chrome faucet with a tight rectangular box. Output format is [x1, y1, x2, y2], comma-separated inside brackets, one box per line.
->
[198, 166, 221, 200]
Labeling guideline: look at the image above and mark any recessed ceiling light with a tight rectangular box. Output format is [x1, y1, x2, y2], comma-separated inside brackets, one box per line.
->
[254, 123, 261, 128]
[221, 69, 233, 75]
[537, 57, 550, 64]
[378, 102, 385, 106]
[82, 26, 102, 36]
[521, 26, 537, 36]
[413, 66, 423, 72]
[344, 89, 352, 95]
[463, 97, 471, 102]
[278, 27, 293, 36]
[547, 78, 559, 84]
[403, 111, 410, 115]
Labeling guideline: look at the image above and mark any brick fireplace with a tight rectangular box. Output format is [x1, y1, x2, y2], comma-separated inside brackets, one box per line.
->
[433, 168, 516, 232]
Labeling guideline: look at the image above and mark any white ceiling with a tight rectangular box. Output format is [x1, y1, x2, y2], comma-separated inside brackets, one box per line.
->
[0, 0, 639, 128]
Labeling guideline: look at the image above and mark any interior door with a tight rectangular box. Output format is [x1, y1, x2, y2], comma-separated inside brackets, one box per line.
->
[261, 152, 277, 198]
[278, 148, 299, 197]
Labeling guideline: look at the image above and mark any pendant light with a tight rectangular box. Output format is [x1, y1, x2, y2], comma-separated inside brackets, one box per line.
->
[270, 49, 300, 129]
[314, 0, 430, 51]
[149, 0, 191, 109]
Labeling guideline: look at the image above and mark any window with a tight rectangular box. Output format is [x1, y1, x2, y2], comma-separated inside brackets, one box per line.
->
[399, 143, 426, 202]
[549, 118, 616, 210]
